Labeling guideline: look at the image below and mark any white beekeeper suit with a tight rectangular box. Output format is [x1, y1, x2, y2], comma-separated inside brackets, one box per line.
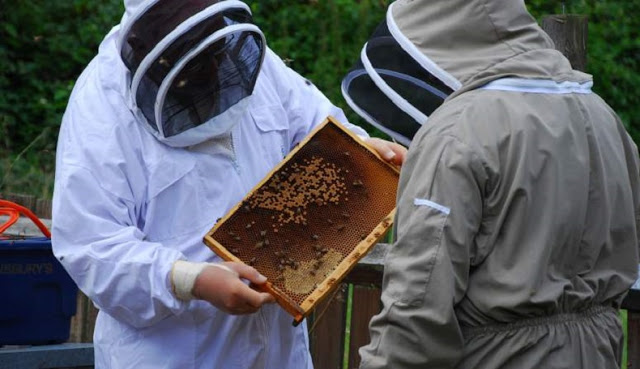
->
[51, 1, 367, 368]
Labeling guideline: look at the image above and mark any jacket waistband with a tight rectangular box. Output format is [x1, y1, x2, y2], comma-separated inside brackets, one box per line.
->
[461, 305, 617, 338]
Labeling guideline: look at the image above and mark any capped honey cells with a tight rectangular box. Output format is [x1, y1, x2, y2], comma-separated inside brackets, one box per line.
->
[203, 116, 399, 324]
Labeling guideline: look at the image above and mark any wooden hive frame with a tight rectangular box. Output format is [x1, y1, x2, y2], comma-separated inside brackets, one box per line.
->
[203, 116, 399, 325]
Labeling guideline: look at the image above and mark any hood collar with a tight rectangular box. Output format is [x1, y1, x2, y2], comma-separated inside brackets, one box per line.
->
[389, 0, 589, 97]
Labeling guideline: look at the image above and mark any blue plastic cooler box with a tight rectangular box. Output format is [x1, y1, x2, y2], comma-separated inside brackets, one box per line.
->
[0, 235, 78, 345]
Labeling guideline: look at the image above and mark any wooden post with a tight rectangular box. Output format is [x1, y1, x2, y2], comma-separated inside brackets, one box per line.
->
[308, 284, 348, 369]
[348, 286, 381, 369]
[541, 14, 588, 72]
[0, 193, 37, 215]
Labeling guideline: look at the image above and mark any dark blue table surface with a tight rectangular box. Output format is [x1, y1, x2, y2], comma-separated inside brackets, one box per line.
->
[0, 343, 94, 369]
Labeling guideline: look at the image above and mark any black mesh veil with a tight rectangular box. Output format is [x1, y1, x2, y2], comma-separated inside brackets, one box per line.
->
[132, 8, 260, 135]
[342, 19, 454, 146]
[343, 68, 421, 145]
[158, 29, 263, 137]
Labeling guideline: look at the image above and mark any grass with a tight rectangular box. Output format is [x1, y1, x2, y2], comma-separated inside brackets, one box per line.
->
[342, 284, 354, 369]
[622, 310, 628, 368]
[0, 127, 56, 199]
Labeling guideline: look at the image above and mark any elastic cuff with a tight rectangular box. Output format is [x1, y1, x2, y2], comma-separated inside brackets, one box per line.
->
[170, 260, 209, 301]
[170, 261, 238, 301]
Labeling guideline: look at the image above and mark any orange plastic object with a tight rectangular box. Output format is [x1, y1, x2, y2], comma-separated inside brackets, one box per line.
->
[0, 200, 51, 238]
[204, 116, 399, 324]
[0, 208, 20, 234]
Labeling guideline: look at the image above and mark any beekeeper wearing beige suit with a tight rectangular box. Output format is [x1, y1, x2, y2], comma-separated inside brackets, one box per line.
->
[342, 0, 640, 368]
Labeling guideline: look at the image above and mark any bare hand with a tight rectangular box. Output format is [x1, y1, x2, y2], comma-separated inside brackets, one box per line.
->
[192, 262, 275, 315]
[365, 137, 407, 167]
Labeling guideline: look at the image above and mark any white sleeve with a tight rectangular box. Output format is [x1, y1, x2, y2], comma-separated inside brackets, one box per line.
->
[263, 48, 369, 147]
[52, 91, 187, 329]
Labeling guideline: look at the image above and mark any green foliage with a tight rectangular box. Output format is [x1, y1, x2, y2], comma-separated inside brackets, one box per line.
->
[0, 0, 123, 196]
[526, 0, 640, 141]
[250, 0, 391, 135]
[1, 0, 638, 197]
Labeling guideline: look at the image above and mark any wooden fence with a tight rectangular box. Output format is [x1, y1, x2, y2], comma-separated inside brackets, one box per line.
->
[2, 193, 639, 368]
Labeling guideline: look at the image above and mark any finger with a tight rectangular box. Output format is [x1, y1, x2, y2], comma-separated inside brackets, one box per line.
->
[245, 290, 276, 308]
[226, 262, 268, 285]
[235, 295, 274, 314]
[387, 142, 407, 166]
[365, 138, 397, 162]
[261, 292, 275, 304]
[249, 283, 276, 304]
[234, 283, 275, 309]
[368, 138, 407, 166]
[366, 138, 406, 164]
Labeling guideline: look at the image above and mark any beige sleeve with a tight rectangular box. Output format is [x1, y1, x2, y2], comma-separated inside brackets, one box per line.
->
[359, 134, 487, 369]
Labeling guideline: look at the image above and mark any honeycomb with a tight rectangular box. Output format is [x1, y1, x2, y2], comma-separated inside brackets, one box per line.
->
[203, 116, 399, 324]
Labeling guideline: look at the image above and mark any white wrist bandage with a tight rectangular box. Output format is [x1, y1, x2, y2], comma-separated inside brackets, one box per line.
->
[170, 260, 236, 301]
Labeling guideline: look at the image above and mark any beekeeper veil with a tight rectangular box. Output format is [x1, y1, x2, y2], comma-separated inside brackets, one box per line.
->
[343, 0, 556, 146]
[119, 0, 266, 147]
[342, 5, 457, 147]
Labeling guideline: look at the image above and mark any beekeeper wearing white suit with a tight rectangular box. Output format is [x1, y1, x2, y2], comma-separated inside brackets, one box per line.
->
[51, 1, 406, 368]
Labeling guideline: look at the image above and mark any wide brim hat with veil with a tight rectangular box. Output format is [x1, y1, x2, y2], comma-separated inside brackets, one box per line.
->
[118, 0, 266, 147]
[341, 4, 458, 147]
[341, 0, 563, 147]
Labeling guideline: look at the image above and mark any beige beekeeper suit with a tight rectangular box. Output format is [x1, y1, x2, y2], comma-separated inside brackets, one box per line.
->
[359, 1, 640, 368]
